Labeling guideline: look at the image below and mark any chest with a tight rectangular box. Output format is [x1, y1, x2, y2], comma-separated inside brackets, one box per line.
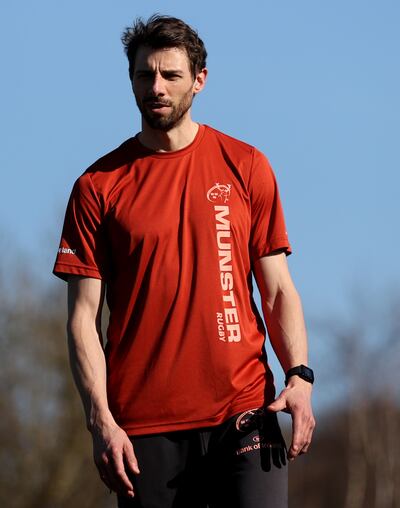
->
[106, 155, 251, 252]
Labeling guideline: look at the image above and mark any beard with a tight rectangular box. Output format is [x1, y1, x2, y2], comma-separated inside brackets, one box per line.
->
[135, 86, 194, 132]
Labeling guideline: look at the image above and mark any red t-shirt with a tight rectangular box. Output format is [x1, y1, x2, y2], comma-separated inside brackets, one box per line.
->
[53, 124, 291, 435]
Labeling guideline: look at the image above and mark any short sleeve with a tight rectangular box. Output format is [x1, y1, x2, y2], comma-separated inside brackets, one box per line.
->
[53, 173, 109, 281]
[249, 149, 292, 261]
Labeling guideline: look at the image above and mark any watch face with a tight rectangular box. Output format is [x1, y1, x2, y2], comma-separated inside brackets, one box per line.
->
[300, 366, 314, 383]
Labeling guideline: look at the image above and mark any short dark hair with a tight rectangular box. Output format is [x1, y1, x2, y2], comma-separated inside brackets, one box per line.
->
[121, 14, 207, 80]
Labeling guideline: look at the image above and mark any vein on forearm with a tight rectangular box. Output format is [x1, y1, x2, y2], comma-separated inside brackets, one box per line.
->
[262, 283, 308, 372]
[67, 311, 110, 429]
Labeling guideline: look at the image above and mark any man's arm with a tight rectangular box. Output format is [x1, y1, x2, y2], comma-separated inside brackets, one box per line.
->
[252, 252, 315, 460]
[67, 276, 139, 497]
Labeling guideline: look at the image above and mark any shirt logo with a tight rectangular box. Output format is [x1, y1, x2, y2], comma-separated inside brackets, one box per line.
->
[206, 183, 231, 203]
[58, 247, 76, 255]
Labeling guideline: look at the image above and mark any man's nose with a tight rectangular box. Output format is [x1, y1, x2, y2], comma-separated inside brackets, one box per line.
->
[150, 73, 165, 96]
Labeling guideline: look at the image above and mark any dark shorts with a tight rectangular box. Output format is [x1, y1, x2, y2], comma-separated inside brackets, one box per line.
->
[117, 408, 288, 508]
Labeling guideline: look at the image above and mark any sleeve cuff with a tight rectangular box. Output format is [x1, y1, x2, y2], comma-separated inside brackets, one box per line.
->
[53, 263, 104, 282]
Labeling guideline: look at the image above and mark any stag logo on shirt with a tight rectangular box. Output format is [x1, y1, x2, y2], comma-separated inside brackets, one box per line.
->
[206, 183, 231, 203]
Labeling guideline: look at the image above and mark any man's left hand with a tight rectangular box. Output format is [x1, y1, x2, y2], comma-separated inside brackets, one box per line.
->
[266, 376, 315, 461]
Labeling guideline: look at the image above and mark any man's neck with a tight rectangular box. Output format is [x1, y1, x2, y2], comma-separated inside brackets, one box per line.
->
[138, 117, 199, 152]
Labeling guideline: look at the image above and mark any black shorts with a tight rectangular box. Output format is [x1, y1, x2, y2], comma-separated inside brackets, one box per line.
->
[117, 408, 288, 508]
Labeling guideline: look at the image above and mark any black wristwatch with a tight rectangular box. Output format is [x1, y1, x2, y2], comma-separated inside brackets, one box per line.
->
[285, 365, 314, 386]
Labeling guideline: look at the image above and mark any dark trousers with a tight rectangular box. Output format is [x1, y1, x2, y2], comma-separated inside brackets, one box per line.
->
[118, 408, 288, 508]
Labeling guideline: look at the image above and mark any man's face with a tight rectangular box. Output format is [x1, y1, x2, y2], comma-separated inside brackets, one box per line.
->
[132, 46, 204, 131]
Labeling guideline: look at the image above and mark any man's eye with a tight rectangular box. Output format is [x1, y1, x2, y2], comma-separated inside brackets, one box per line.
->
[135, 73, 153, 79]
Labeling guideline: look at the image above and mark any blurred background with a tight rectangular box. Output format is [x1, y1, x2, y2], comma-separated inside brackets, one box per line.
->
[1, 1, 399, 507]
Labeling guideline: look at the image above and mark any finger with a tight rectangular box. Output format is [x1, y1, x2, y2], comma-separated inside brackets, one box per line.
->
[266, 395, 287, 413]
[299, 432, 313, 454]
[124, 439, 140, 475]
[98, 470, 110, 488]
[288, 411, 307, 460]
[98, 463, 119, 493]
[288, 412, 315, 460]
[299, 441, 311, 454]
[300, 417, 316, 454]
[109, 450, 135, 497]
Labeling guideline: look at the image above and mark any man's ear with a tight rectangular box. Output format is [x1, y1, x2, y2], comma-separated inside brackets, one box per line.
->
[193, 68, 208, 94]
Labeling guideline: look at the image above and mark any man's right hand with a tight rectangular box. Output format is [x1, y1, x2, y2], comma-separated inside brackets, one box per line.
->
[91, 422, 140, 498]
[66, 277, 140, 497]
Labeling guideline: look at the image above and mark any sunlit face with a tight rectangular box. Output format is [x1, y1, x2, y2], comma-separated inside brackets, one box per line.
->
[132, 46, 205, 131]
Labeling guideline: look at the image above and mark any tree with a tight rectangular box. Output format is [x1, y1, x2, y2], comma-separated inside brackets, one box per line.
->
[289, 289, 400, 508]
[0, 264, 113, 508]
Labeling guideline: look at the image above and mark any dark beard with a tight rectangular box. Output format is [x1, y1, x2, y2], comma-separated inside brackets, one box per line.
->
[135, 87, 194, 132]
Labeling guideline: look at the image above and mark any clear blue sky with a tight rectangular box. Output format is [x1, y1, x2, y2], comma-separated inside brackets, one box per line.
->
[1, 1, 399, 405]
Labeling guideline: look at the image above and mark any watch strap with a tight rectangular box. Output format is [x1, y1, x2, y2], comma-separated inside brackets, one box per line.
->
[285, 364, 314, 386]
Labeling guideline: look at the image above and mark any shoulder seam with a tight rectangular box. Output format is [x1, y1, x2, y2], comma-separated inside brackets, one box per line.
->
[204, 125, 255, 151]
[248, 146, 256, 191]
[84, 172, 106, 217]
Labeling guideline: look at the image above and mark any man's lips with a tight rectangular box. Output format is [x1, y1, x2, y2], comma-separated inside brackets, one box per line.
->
[145, 100, 171, 109]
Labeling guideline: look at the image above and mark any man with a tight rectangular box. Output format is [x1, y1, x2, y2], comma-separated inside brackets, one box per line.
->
[53, 14, 315, 508]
